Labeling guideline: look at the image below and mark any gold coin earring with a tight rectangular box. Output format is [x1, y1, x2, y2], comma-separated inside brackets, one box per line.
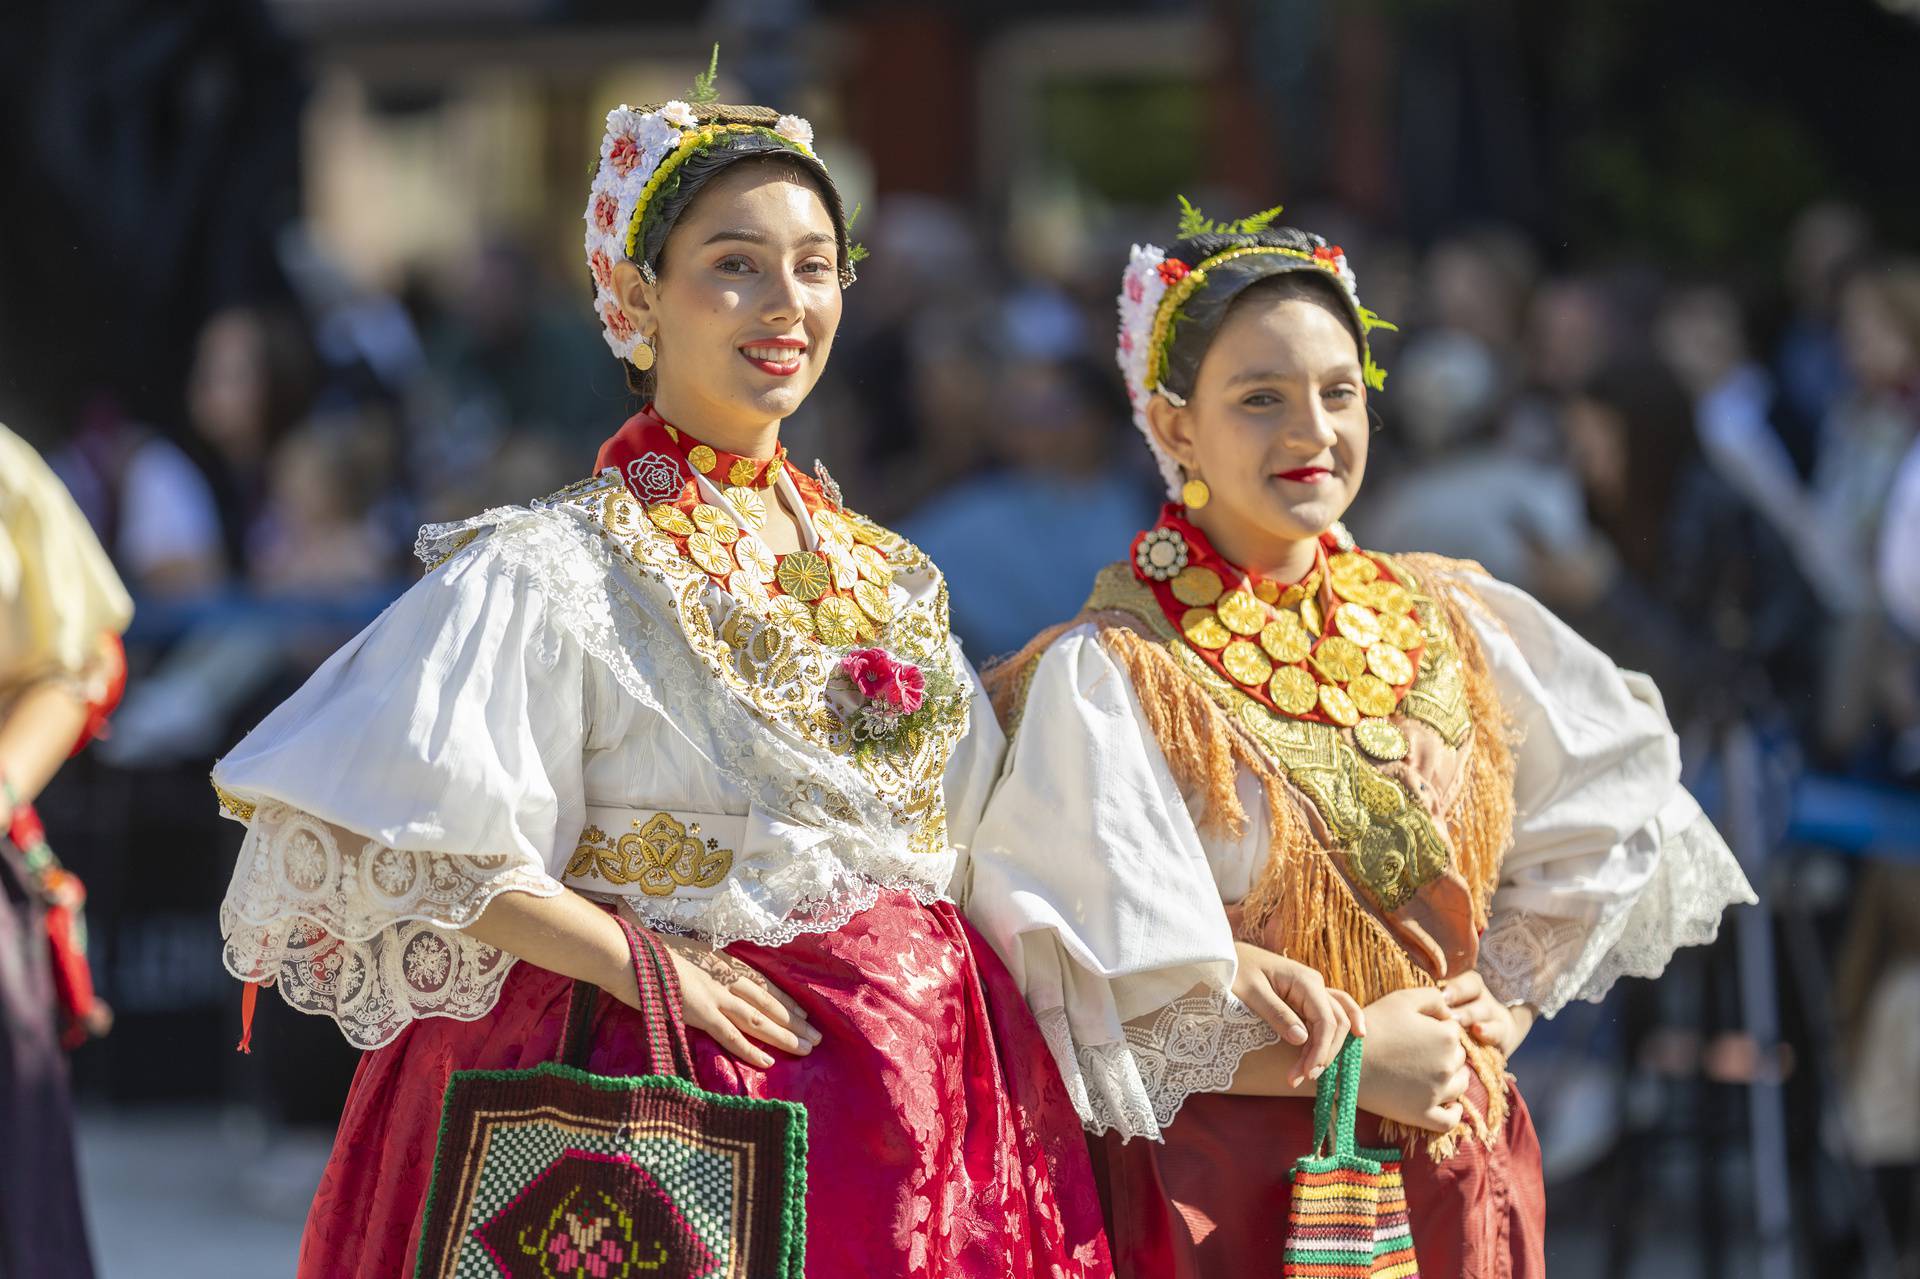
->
[631, 337, 656, 372]
[1181, 474, 1211, 510]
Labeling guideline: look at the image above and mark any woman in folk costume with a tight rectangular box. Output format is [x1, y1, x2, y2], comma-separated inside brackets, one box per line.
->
[964, 203, 1758, 1278]
[212, 88, 1111, 1278]
[1, 424, 132, 1279]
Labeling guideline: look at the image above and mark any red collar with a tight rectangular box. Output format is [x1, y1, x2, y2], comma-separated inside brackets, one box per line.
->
[595, 405, 822, 509]
[1128, 504, 1425, 728]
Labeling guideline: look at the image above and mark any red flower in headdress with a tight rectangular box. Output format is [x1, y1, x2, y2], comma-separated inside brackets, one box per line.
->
[592, 193, 619, 234]
[589, 250, 615, 292]
[1157, 259, 1192, 286]
[602, 302, 635, 342]
[1313, 244, 1345, 268]
[608, 134, 641, 177]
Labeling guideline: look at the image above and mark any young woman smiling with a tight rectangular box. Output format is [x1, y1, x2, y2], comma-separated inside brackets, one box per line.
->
[213, 98, 1110, 1278]
[965, 207, 1756, 1277]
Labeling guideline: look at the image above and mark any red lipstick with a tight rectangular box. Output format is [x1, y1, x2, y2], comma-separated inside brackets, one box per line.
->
[1275, 466, 1331, 484]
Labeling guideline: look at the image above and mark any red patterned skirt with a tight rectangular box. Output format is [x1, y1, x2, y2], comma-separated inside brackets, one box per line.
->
[1095, 1073, 1545, 1279]
[296, 890, 1112, 1278]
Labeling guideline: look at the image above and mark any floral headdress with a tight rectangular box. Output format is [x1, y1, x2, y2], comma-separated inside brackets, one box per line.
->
[583, 53, 863, 364]
[1116, 198, 1395, 497]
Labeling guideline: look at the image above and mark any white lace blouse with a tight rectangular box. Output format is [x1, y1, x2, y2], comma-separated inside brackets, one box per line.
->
[215, 477, 1003, 1050]
[962, 569, 1756, 1142]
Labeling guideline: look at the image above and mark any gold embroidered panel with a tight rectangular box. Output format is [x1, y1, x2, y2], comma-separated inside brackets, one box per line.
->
[568, 473, 969, 852]
[1083, 566, 1455, 914]
[566, 812, 734, 897]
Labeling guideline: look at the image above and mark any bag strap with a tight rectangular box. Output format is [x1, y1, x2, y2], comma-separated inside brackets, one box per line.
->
[1309, 1034, 1366, 1160]
[558, 914, 696, 1079]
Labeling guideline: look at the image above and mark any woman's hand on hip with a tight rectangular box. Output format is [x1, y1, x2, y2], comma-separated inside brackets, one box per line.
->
[646, 930, 822, 1069]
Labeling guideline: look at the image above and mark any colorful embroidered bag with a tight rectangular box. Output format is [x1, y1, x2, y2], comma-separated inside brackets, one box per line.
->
[414, 917, 808, 1279]
[1283, 1034, 1418, 1278]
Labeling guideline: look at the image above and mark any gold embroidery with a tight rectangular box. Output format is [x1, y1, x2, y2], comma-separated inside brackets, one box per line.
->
[212, 781, 257, 821]
[566, 812, 733, 896]
[421, 528, 480, 572]
[571, 479, 969, 853]
[1084, 567, 1454, 915]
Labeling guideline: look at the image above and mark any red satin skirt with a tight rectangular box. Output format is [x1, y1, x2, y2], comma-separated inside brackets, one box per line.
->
[296, 890, 1111, 1278]
[1095, 1073, 1545, 1279]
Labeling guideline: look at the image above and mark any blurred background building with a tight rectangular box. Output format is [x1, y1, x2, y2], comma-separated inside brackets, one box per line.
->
[3, 0, 1919, 1274]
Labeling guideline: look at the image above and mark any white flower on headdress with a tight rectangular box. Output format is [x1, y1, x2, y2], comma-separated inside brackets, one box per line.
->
[660, 99, 698, 129]
[774, 114, 814, 148]
[1115, 243, 1183, 497]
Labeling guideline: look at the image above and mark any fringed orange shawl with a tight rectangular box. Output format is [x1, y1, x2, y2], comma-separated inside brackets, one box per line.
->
[987, 553, 1517, 1156]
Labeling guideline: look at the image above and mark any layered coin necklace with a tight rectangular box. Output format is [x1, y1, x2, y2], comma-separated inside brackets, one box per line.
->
[1131, 506, 1426, 761]
[611, 410, 895, 647]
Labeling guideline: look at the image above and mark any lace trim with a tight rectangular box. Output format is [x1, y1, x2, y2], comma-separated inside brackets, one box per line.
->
[218, 798, 563, 1050]
[1479, 809, 1755, 1017]
[411, 496, 958, 947]
[1035, 990, 1280, 1143]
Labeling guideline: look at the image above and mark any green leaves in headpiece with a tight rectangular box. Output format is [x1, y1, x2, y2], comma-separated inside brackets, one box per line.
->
[844, 201, 869, 267]
[1175, 195, 1286, 239]
[689, 44, 721, 105]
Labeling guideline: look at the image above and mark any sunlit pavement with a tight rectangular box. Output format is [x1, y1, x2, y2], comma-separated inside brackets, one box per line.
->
[76, 1106, 328, 1278]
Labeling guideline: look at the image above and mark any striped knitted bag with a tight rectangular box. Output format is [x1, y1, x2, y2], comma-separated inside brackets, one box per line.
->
[414, 916, 808, 1279]
[1283, 1035, 1418, 1278]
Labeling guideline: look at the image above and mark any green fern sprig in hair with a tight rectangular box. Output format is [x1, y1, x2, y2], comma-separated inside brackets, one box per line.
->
[1174, 195, 1287, 239]
[689, 44, 721, 105]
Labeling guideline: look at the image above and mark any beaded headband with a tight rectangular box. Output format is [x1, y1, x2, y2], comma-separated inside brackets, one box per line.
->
[1116, 199, 1395, 497]
[583, 78, 861, 364]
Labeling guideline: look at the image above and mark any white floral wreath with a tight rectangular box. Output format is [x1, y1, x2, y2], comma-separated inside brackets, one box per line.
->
[1115, 235, 1368, 499]
[583, 101, 820, 363]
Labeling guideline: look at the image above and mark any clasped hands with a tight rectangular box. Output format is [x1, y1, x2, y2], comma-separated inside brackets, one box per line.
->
[1232, 942, 1534, 1132]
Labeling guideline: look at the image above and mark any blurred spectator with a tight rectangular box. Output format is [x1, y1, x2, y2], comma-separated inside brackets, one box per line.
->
[1656, 285, 1847, 607]
[1778, 202, 1873, 434]
[898, 353, 1151, 659]
[1353, 327, 1584, 592]
[1505, 276, 1620, 462]
[53, 398, 225, 597]
[421, 235, 617, 455]
[183, 304, 318, 579]
[1535, 358, 1814, 724]
[1420, 226, 1539, 359]
[827, 197, 1001, 521]
[248, 413, 401, 595]
[1812, 260, 1920, 761]
[1881, 435, 1920, 643]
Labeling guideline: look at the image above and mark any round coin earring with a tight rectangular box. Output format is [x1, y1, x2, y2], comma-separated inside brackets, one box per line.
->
[631, 338, 656, 372]
[1181, 476, 1211, 510]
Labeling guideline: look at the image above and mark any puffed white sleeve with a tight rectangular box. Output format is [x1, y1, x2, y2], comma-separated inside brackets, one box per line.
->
[1462, 573, 1757, 1017]
[966, 625, 1277, 1142]
[213, 519, 590, 1049]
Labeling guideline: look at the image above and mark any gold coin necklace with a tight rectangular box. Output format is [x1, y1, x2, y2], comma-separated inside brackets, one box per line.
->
[1134, 515, 1428, 740]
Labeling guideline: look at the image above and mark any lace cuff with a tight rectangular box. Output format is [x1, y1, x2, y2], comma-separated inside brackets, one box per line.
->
[218, 798, 563, 1049]
[1480, 807, 1755, 1017]
[1034, 989, 1280, 1143]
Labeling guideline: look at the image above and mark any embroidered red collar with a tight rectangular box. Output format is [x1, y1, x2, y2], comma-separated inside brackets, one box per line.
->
[590, 406, 883, 646]
[595, 404, 809, 506]
[1128, 504, 1426, 734]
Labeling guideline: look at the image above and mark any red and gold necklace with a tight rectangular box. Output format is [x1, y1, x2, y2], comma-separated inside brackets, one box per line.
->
[1130, 505, 1426, 759]
[594, 406, 893, 646]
